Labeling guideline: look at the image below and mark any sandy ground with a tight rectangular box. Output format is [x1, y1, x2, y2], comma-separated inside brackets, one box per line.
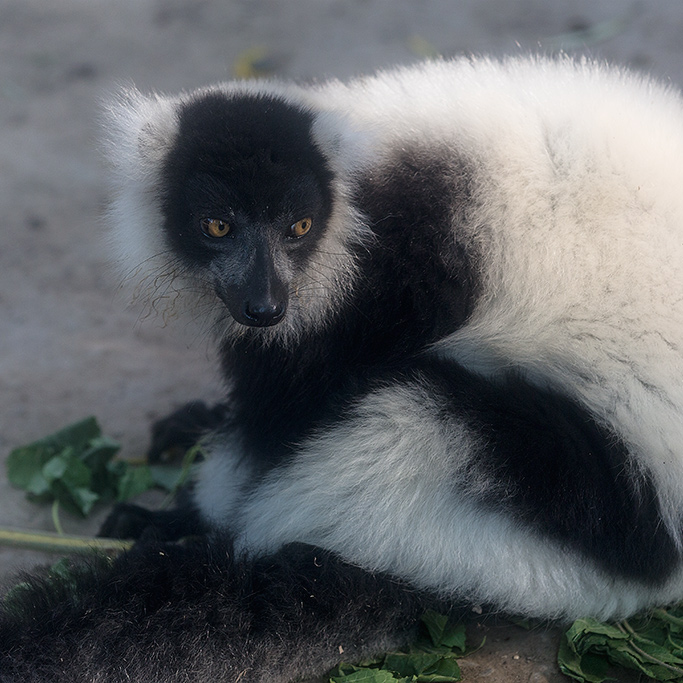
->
[2, 1, 683, 680]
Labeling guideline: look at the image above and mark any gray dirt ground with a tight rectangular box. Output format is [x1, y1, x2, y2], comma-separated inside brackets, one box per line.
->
[2, 1, 683, 680]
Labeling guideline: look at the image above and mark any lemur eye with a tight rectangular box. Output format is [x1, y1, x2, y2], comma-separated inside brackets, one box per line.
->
[289, 217, 312, 239]
[200, 218, 231, 238]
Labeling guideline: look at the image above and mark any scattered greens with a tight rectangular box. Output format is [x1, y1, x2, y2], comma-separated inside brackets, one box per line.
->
[337, 606, 683, 683]
[328, 611, 469, 683]
[559, 609, 683, 682]
[6, 416, 186, 519]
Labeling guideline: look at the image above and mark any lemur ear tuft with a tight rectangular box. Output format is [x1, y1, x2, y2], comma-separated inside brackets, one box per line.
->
[102, 86, 180, 180]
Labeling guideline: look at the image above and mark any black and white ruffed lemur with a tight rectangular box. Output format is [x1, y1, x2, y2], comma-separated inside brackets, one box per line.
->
[3, 55, 683, 682]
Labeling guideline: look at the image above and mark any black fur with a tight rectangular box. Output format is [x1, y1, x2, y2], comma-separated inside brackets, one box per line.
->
[98, 499, 204, 541]
[351, 148, 479, 351]
[97, 115, 676, 586]
[220, 149, 480, 466]
[105, 356, 677, 584]
[161, 92, 334, 270]
[0, 541, 439, 682]
[412, 357, 679, 583]
[147, 400, 229, 463]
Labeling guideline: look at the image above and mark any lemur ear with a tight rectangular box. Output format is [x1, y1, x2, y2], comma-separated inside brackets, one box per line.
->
[101, 88, 181, 287]
[102, 86, 180, 182]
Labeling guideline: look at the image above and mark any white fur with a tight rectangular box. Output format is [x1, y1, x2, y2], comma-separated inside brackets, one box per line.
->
[110, 56, 683, 620]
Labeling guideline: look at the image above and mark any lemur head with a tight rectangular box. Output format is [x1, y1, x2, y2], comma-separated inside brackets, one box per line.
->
[162, 92, 336, 328]
[105, 85, 367, 341]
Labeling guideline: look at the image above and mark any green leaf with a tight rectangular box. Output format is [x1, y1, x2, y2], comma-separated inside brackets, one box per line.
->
[43, 453, 92, 489]
[417, 655, 461, 682]
[330, 669, 403, 683]
[422, 611, 449, 647]
[116, 465, 155, 502]
[557, 628, 611, 682]
[149, 465, 185, 493]
[58, 484, 100, 517]
[420, 611, 466, 653]
[608, 638, 683, 679]
[7, 417, 102, 488]
[659, 608, 683, 632]
[383, 652, 440, 676]
[3, 416, 165, 520]
[41, 453, 98, 516]
[23, 468, 52, 497]
[80, 436, 121, 480]
[559, 611, 683, 682]
[329, 662, 384, 678]
[35, 416, 101, 453]
[568, 618, 630, 644]
[437, 623, 466, 653]
[327, 612, 465, 683]
[422, 610, 466, 654]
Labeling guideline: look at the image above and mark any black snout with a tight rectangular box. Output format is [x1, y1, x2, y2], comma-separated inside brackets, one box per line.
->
[213, 229, 290, 328]
[243, 300, 287, 327]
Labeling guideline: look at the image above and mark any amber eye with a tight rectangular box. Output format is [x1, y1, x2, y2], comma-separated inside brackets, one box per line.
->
[289, 217, 312, 239]
[200, 218, 231, 238]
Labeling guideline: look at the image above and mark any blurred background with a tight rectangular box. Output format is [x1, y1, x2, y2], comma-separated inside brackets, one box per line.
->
[1, 1, 682, 680]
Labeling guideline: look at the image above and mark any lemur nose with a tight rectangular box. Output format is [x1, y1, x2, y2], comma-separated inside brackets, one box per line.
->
[243, 300, 287, 327]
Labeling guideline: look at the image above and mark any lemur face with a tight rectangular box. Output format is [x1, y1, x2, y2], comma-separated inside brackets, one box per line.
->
[159, 93, 334, 328]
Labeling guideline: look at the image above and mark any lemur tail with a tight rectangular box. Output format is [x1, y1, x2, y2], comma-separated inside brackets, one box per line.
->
[0, 538, 438, 682]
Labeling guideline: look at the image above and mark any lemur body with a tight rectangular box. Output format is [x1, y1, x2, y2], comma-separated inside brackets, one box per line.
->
[3, 56, 683, 681]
